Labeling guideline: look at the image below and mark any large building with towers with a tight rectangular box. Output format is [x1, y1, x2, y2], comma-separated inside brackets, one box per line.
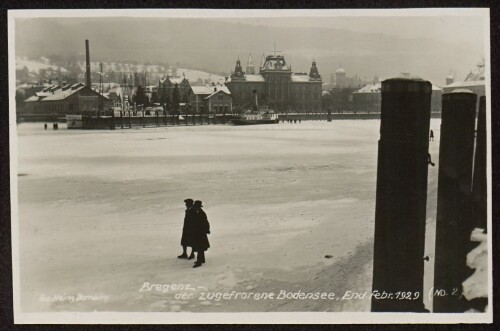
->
[226, 54, 322, 112]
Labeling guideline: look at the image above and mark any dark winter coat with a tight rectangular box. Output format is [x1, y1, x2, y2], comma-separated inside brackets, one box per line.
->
[191, 208, 210, 252]
[180, 208, 195, 247]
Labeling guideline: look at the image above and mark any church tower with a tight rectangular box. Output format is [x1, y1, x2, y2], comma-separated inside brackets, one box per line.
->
[231, 57, 245, 80]
[309, 59, 321, 80]
[335, 63, 346, 88]
[246, 53, 255, 75]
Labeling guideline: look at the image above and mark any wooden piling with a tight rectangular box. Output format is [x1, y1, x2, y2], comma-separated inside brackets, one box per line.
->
[371, 78, 432, 312]
[433, 90, 477, 312]
[472, 96, 487, 231]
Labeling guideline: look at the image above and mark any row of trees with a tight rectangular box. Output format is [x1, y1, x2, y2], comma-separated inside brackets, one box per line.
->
[131, 84, 187, 113]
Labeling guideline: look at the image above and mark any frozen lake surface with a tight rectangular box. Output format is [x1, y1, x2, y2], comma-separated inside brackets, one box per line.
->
[15, 120, 441, 312]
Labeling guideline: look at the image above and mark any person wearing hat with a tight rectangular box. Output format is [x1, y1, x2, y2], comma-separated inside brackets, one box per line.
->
[178, 198, 196, 259]
[191, 200, 210, 268]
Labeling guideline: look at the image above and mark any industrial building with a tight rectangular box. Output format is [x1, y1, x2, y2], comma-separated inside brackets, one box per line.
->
[22, 40, 111, 116]
[23, 83, 111, 114]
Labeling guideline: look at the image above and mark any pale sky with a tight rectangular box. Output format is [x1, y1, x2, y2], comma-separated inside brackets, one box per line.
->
[215, 15, 486, 49]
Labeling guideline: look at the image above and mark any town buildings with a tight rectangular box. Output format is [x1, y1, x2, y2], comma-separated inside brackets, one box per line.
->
[352, 83, 382, 113]
[442, 62, 485, 98]
[190, 84, 232, 114]
[23, 83, 111, 114]
[226, 54, 322, 112]
[351, 74, 443, 114]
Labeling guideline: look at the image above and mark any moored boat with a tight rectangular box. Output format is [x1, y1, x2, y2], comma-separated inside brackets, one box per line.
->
[229, 111, 279, 125]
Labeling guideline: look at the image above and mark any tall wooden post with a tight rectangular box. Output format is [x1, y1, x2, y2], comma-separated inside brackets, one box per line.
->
[472, 96, 487, 231]
[128, 110, 131, 129]
[120, 110, 123, 129]
[433, 90, 477, 312]
[156, 110, 160, 126]
[142, 108, 145, 128]
[371, 78, 432, 312]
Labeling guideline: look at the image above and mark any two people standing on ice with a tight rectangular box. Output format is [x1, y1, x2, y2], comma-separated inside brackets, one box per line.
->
[178, 199, 210, 268]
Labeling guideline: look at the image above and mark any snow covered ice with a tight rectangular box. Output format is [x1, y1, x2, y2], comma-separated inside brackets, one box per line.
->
[15, 120, 441, 312]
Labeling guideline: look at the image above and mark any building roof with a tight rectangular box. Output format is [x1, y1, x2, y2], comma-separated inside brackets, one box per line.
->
[226, 74, 265, 83]
[354, 83, 382, 94]
[291, 74, 311, 83]
[24, 95, 40, 102]
[191, 85, 231, 96]
[444, 80, 486, 89]
[245, 74, 265, 82]
[354, 81, 441, 94]
[204, 89, 231, 100]
[41, 85, 86, 101]
[25, 84, 108, 102]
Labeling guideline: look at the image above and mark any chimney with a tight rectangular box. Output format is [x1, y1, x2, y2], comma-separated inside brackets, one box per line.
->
[85, 39, 91, 87]
[214, 87, 217, 92]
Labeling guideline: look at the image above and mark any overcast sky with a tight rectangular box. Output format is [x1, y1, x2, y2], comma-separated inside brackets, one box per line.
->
[215, 15, 485, 48]
[13, 10, 488, 84]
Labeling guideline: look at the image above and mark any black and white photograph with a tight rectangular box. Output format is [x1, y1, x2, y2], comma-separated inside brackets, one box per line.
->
[8, 8, 492, 324]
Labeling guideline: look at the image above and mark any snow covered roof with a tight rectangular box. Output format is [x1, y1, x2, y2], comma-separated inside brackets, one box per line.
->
[26, 84, 109, 102]
[191, 85, 231, 95]
[354, 81, 440, 94]
[191, 86, 211, 95]
[291, 74, 311, 83]
[354, 83, 382, 94]
[450, 88, 475, 94]
[204, 89, 231, 100]
[245, 74, 265, 82]
[41, 85, 86, 101]
[335, 68, 345, 74]
[444, 80, 486, 89]
[24, 95, 40, 102]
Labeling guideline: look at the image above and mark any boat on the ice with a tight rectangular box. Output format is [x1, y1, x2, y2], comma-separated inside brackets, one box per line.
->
[229, 110, 279, 125]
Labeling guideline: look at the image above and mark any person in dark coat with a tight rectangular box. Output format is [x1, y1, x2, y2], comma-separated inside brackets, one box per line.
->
[429, 129, 434, 141]
[191, 200, 210, 268]
[178, 198, 196, 259]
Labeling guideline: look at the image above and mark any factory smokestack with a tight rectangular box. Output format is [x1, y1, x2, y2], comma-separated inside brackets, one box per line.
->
[85, 39, 91, 87]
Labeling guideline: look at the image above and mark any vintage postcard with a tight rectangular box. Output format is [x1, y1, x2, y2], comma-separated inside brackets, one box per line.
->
[8, 8, 492, 324]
